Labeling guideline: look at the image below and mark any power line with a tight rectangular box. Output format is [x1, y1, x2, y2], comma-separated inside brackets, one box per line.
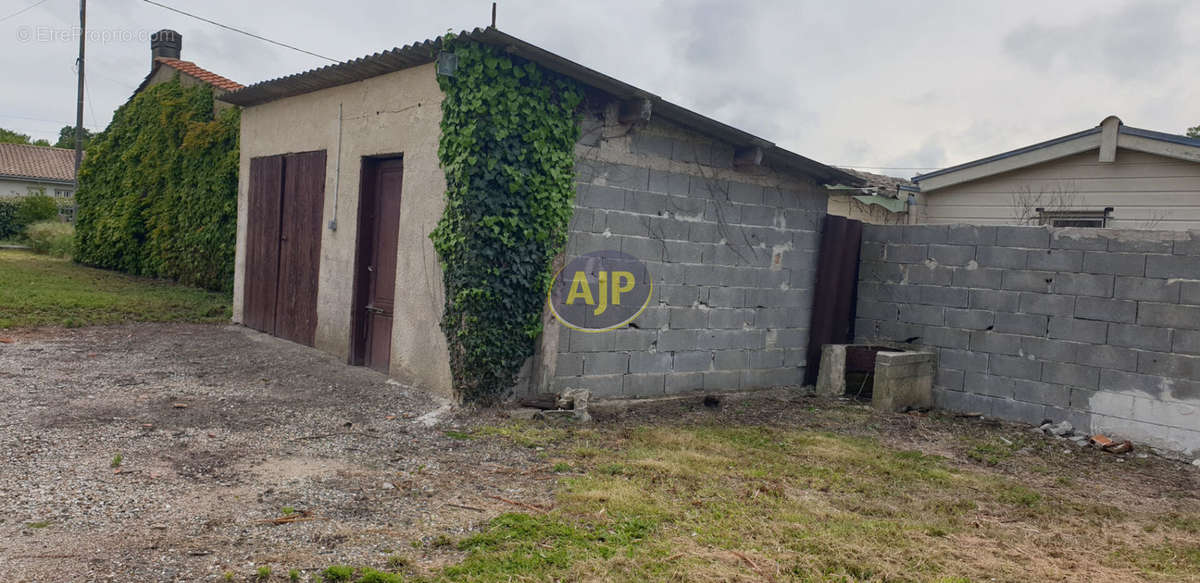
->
[141, 0, 340, 63]
[0, 0, 51, 23]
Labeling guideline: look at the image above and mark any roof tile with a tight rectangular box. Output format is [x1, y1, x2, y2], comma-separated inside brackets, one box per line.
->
[0, 143, 75, 182]
[154, 57, 244, 92]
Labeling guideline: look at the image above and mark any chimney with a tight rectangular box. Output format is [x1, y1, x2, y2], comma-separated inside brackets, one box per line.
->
[151, 29, 182, 65]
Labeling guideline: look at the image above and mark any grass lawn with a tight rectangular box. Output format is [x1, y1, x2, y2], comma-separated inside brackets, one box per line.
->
[317, 402, 1200, 583]
[0, 249, 230, 328]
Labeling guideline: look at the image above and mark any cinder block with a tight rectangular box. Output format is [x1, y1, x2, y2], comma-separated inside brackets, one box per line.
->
[861, 224, 901, 243]
[658, 330, 700, 351]
[1137, 351, 1200, 382]
[1175, 330, 1200, 356]
[738, 205, 777, 227]
[1184, 282, 1200, 306]
[708, 308, 754, 329]
[1003, 270, 1054, 293]
[1068, 387, 1098, 410]
[740, 367, 800, 388]
[713, 349, 748, 370]
[899, 304, 944, 326]
[623, 191, 668, 216]
[967, 372, 1014, 398]
[1131, 396, 1200, 432]
[976, 246, 1028, 269]
[939, 348, 989, 372]
[604, 164, 650, 190]
[1074, 296, 1137, 323]
[703, 201, 740, 224]
[556, 353, 584, 377]
[649, 216, 691, 241]
[1019, 292, 1075, 316]
[631, 133, 674, 159]
[990, 354, 1042, 381]
[1137, 302, 1200, 330]
[622, 373, 666, 397]
[970, 331, 1023, 356]
[859, 261, 905, 284]
[903, 225, 950, 244]
[912, 285, 970, 308]
[664, 371, 705, 394]
[1027, 249, 1084, 272]
[915, 326, 971, 349]
[1176, 232, 1200, 256]
[620, 236, 664, 261]
[994, 312, 1048, 336]
[1012, 379, 1070, 408]
[953, 267, 1004, 290]
[673, 350, 712, 372]
[1042, 361, 1100, 388]
[789, 268, 818, 290]
[660, 284, 699, 307]
[1108, 236, 1173, 254]
[933, 388, 966, 411]
[570, 329, 617, 352]
[970, 289, 1021, 312]
[749, 350, 785, 369]
[629, 351, 672, 373]
[1047, 317, 1107, 343]
[1098, 369, 1173, 402]
[584, 352, 630, 375]
[1051, 273, 1114, 298]
[703, 370, 742, 390]
[1051, 229, 1108, 251]
[1020, 337, 1079, 363]
[948, 224, 996, 246]
[1076, 344, 1139, 372]
[687, 222, 721, 243]
[705, 287, 745, 308]
[648, 169, 691, 196]
[577, 184, 627, 209]
[884, 243, 928, 263]
[907, 264, 954, 286]
[937, 368, 965, 390]
[945, 308, 994, 330]
[557, 374, 623, 398]
[993, 397, 1053, 425]
[669, 307, 708, 329]
[929, 244, 976, 266]
[995, 226, 1050, 248]
[633, 306, 668, 328]
[1115, 277, 1180, 303]
[1082, 252, 1146, 276]
[612, 329, 657, 351]
[727, 182, 764, 205]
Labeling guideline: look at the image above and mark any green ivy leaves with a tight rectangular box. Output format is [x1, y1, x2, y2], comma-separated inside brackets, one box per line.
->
[431, 38, 582, 404]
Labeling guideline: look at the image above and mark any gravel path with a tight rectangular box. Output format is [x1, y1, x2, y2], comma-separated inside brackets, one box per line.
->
[0, 324, 552, 582]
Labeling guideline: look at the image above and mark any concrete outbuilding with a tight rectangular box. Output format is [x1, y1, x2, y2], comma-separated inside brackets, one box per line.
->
[220, 27, 859, 399]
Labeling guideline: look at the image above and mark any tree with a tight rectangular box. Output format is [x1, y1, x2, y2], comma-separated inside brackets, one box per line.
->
[0, 127, 52, 146]
[1188, 124, 1199, 139]
[53, 125, 93, 150]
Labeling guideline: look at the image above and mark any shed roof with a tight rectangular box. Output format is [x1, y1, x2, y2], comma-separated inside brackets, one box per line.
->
[220, 27, 858, 186]
[134, 57, 245, 96]
[0, 143, 75, 184]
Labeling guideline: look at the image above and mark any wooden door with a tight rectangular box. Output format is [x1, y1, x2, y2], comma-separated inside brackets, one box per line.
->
[274, 150, 326, 346]
[352, 157, 404, 372]
[243, 151, 326, 347]
[244, 156, 284, 334]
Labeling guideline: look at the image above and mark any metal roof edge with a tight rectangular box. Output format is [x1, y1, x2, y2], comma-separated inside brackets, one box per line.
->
[912, 126, 1102, 183]
[1118, 126, 1200, 149]
[0, 173, 75, 185]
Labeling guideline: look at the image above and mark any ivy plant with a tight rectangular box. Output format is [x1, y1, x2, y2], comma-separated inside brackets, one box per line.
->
[431, 36, 582, 403]
[75, 78, 239, 291]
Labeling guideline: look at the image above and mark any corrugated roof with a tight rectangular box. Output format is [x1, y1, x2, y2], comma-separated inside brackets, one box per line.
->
[221, 27, 859, 186]
[835, 168, 915, 199]
[0, 143, 75, 183]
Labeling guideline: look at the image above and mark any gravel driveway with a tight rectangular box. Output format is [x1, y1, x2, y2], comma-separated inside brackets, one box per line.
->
[0, 324, 551, 582]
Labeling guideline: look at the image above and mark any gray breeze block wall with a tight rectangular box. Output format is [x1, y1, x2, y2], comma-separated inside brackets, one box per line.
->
[540, 111, 828, 399]
[855, 224, 1200, 453]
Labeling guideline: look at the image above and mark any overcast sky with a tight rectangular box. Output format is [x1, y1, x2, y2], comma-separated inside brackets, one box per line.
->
[2, 0, 1197, 177]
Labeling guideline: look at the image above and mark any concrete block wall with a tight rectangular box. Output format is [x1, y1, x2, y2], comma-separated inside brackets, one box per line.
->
[542, 112, 827, 399]
[856, 224, 1200, 453]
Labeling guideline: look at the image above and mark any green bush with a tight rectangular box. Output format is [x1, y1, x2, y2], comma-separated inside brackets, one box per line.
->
[0, 199, 18, 239]
[75, 78, 239, 291]
[15, 194, 59, 227]
[25, 221, 74, 257]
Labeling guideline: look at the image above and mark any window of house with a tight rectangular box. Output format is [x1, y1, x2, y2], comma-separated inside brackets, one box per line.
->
[1036, 208, 1112, 228]
[26, 186, 46, 197]
[55, 189, 72, 198]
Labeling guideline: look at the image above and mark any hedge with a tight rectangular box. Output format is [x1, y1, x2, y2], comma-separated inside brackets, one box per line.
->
[0, 194, 60, 240]
[74, 78, 239, 291]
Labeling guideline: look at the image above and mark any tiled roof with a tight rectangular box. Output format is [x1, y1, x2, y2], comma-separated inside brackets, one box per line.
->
[0, 143, 75, 183]
[152, 57, 244, 92]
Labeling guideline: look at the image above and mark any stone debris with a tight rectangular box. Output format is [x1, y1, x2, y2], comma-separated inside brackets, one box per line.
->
[1034, 423, 1137, 455]
[1192, 459, 1200, 468]
[1047, 421, 1074, 436]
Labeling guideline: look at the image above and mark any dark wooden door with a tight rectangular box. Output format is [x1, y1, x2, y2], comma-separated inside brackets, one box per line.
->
[274, 150, 326, 346]
[804, 214, 864, 386]
[243, 151, 325, 347]
[352, 157, 403, 372]
[244, 156, 284, 334]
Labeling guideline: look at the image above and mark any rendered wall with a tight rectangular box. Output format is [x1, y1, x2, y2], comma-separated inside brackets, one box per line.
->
[856, 223, 1200, 453]
[534, 109, 829, 399]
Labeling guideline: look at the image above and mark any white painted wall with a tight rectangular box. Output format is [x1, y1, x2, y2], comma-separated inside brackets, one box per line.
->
[0, 179, 72, 198]
[918, 148, 1200, 230]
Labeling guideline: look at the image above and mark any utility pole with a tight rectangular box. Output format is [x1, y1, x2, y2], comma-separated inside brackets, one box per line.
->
[74, 0, 86, 180]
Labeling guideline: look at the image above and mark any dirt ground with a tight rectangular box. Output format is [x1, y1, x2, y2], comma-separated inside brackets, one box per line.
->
[1, 324, 1198, 582]
[0, 324, 551, 582]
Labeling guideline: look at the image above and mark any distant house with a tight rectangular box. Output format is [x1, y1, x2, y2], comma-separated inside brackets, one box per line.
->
[133, 29, 243, 108]
[911, 116, 1200, 230]
[826, 168, 915, 224]
[0, 143, 75, 199]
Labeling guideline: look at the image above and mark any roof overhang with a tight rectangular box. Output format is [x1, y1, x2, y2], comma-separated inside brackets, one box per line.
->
[220, 27, 860, 186]
[914, 117, 1200, 193]
[0, 174, 74, 186]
